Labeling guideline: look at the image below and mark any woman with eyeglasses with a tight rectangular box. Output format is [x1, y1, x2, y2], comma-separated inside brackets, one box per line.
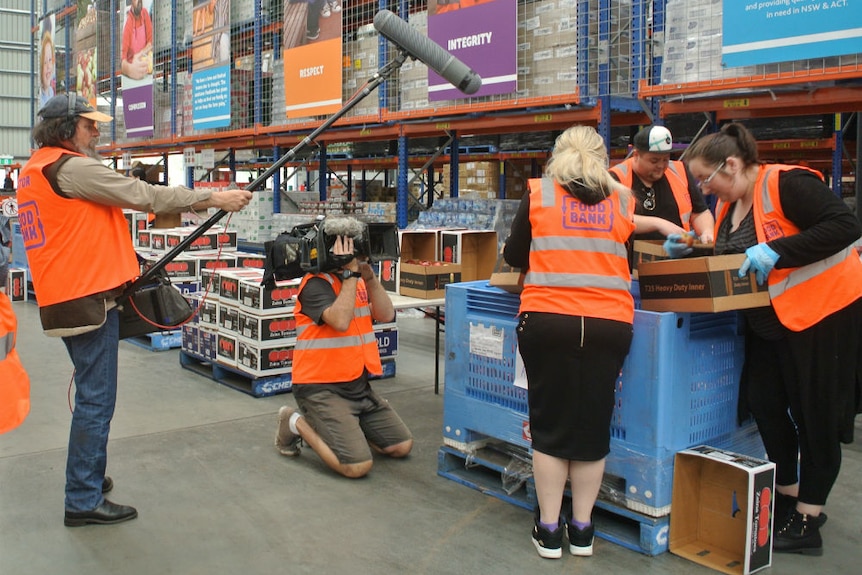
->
[679, 121, 862, 557]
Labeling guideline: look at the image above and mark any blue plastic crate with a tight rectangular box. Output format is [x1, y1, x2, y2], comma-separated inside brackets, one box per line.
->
[443, 280, 763, 515]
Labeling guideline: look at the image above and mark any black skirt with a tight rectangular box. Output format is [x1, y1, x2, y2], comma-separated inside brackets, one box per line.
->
[516, 311, 633, 461]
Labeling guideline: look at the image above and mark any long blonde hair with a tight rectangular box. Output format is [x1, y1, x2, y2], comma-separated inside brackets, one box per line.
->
[545, 125, 629, 203]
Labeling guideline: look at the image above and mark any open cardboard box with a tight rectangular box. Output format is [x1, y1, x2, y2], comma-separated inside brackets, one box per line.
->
[637, 254, 770, 312]
[399, 261, 461, 299]
[384, 230, 440, 294]
[440, 230, 498, 282]
[670, 446, 775, 575]
[632, 239, 713, 280]
[488, 252, 524, 294]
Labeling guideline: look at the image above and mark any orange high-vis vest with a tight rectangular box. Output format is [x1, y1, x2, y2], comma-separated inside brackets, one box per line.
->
[17, 147, 139, 306]
[610, 158, 694, 229]
[0, 292, 30, 434]
[519, 178, 635, 324]
[716, 164, 862, 332]
[292, 273, 382, 383]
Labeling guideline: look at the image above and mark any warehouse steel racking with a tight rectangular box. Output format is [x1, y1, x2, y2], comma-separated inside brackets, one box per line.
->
[33, 0, 861, 224]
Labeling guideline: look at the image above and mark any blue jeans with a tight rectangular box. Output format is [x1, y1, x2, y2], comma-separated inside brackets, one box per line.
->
[62, 307, 119, 512]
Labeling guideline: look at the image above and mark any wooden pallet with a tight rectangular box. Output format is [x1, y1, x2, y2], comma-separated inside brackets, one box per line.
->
[437, 444, 670, 556]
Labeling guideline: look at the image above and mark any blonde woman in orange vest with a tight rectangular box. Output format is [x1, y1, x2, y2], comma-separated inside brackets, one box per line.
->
[275, 223, 412, 479]
[610, 124, 715, 244]
[679, 122, 862, 556]
[503, 125, 636, 559]
[18, 94, 251, 527]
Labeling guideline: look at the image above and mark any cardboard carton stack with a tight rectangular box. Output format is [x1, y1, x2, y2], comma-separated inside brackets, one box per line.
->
[439, 161, 500, 200]
[343, 23, 381, 118]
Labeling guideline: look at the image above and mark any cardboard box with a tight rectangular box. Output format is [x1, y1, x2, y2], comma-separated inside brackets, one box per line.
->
[632, 239, 714, 280]
[637, 254, 770, 313]
[236, 338, 294, 376]
[216, 332, 238, 366]
[238, 277, 300, 314]
[399, 262, 461, 299]
[374, 323, 398, 358]
[399, 230, 438, 261]
[488, 253, 524, 294]
[376, 259, 399, 294]
[238, 309, 297, 342]
[440, 230, 498, 282]
[670, 446, 775, 575]
[5, 268, 27, 301]
[385, 230, 440, 295]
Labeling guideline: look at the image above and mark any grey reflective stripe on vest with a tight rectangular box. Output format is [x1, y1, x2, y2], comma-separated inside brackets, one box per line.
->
[295, 307, 370, 337]
[769, 246, 854, 299]
[539, 178, 556, 207]
[524, 271, 630, 291]
[613, 163, 630, 179]
[0, 332, 13, 361]
[294, 331, 377, 351]
[757, 165, 851, 299]
[531, 235, 628, 259]
[760, 166, 777, 213]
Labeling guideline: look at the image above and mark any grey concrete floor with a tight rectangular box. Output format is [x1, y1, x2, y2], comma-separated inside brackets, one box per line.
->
[1, 301, 860, 574]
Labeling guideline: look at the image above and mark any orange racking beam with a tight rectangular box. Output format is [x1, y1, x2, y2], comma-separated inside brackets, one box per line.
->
[659, 87, 862, 120]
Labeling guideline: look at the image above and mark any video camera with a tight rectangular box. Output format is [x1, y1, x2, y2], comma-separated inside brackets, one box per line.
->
[262, 216, 400, 286]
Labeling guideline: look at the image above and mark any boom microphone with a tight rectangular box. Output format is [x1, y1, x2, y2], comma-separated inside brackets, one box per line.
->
[373, 9, 482, 95]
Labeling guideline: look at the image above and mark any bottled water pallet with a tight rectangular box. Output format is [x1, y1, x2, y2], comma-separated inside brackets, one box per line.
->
[437, 444, 670, 556]
[124, 330, 183, 352]
[179, 350, 292, 398]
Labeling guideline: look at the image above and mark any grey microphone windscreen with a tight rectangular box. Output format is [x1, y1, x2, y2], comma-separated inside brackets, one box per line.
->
[373, 9, 482, 95]
[322, 217, 366, 238]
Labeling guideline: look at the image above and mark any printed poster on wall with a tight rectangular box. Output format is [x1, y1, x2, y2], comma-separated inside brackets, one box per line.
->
[119, 0, 155, 137]
[192, 0, 231, 129]
[427, 0, 517, 101]
[39, 14, 56, 108]
[282, 0, 344, 119]
[722, 0, 862, 67]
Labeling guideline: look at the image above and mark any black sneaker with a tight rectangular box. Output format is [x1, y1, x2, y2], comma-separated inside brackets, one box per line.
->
[567, 522, 595, 556]
[531, 511, 564, 559]
[306, 28, 320, 40]
[773, 510, 823, 556]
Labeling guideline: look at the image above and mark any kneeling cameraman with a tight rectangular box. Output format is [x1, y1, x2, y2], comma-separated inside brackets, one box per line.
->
[274, 223, 412, 478]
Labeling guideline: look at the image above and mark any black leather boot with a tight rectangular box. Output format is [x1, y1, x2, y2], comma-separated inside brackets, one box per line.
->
[773, 510, 823, 556]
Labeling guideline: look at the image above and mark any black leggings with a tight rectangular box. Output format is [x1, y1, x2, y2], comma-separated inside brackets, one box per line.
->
[744, 298, 862, 505]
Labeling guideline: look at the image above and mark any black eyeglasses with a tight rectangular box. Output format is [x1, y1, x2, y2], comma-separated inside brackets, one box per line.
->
[697, 161, 725, 191]
[643, 187, 656, 211]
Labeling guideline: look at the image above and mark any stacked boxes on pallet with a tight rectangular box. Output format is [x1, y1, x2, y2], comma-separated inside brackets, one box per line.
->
[439, 161, 500, 200]
[520, 0, 579, 98]
[184, 264, 398, 388]
[442, 281, 764, 519]
[343, 23, 381, 118]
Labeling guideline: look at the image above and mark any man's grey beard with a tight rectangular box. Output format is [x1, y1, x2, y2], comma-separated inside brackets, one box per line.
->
[75, 141, 102, 160]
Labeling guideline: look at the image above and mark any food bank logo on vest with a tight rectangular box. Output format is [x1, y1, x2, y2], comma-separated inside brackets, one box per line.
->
[561, 197, 613, 232]
[17, 201, 47, 250]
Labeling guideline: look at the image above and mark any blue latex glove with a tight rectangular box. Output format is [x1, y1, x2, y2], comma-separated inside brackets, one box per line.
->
[739, 243, 780, 285]
[662, 230, 697, 259]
